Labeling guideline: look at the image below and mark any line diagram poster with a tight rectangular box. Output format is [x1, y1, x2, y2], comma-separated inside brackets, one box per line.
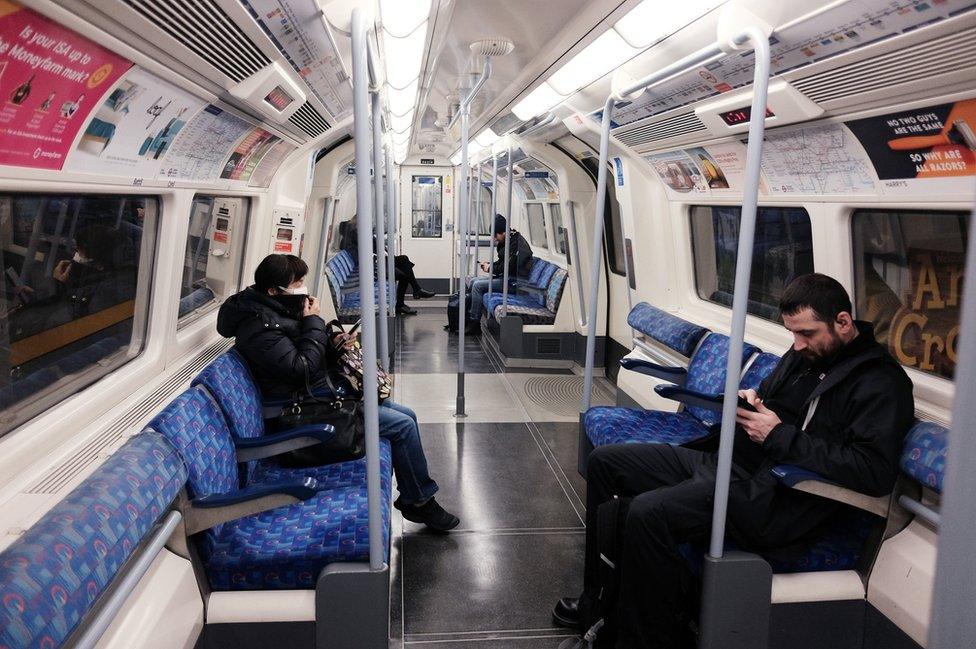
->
[0, 0, 131, 169]
[157, 104, 253, 182]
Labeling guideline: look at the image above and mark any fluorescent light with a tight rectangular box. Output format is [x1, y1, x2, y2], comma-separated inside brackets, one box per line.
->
[383, 23, 428, 89]
[388, 79, 419, 116]
[614, 0, 720, 48]
[475, 128, 500, 148]
[380, 0, 432, 39]
[390, 110, 414, 133]
[511, 82, 567, 122]
[549, 29, 641, 96]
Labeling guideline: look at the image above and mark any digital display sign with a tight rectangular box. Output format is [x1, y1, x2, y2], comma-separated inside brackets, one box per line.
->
[264, 86, 295, 112]
[718, 106, 775, 126]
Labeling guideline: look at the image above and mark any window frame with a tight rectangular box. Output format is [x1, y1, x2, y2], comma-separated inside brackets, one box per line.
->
[410, 174, 444, 239]
[549, 202, 567, 257]
[524, 201, 550, 250]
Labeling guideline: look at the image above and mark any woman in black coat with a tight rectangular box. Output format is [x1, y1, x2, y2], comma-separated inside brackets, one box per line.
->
[218, 254, 458, 531]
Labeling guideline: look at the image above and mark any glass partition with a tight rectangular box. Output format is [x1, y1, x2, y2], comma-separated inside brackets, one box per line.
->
[411, 175, 443, 238]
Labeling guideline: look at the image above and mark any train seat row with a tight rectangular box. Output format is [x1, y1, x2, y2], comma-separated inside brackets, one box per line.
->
[325, 250, 379, 324]
[0, 349, 393, 647]
[483, 257, 569, 326]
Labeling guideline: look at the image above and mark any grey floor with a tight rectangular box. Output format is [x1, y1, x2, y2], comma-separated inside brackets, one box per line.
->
[388, 300, 613, 647]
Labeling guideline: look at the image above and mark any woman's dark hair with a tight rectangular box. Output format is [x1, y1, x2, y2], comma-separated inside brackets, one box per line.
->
[254, 254, 308, 291]
[779, 273, 852, 323]
[76, 225, 124, 269]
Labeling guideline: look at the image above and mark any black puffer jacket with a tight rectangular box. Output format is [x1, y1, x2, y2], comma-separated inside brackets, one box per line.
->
[490, 229, 533, 279]
[216, 287, 340, 398]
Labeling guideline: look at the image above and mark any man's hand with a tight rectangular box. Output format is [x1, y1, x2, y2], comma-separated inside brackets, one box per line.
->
[735, 388, 781, 444]
[303, 295, 320, 318]
[53, 260, 72, 283]
[479, 261, 490, 273]
[332, 331, 358, 351]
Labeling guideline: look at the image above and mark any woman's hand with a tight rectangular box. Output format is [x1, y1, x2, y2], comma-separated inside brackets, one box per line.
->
[479, 261, 490, 273]
[303, 295, 320, 318]
[53, 260, 72, 283]
[332, 331, 358, 351]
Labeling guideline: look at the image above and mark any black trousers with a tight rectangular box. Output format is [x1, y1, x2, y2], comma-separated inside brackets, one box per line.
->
[584, 443, 750, 649]
[394, 255, 422, 306]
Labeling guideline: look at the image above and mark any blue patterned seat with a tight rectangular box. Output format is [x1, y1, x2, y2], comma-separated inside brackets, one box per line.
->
[627, 302, 708, 357]
[147, 386, 393, 591]
[325, 250, 382, 324]
[492, 267, 568, 325]
[585, 335, 770, 449]
[0, 432, 186, 648]
[900, 420, 948, 492]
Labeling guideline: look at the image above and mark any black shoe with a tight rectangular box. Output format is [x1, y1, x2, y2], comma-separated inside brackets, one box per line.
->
[413, 289, 436, 299]
[396, 304, 417, 315]
[395, 497, 460, 531]
[463, 320, 481, 335]
[552, 597, 582, 630]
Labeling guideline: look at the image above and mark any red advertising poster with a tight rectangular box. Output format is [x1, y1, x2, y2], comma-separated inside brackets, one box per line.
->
[0, 1, 131, 169]
[219, 126, 280, 182]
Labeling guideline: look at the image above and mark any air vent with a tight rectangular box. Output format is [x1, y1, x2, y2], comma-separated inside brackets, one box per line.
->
[491, 112, 527, 136]
[536, 338, 562, 355]
[615, 111, 707, 148]
[793, 26, 976, 105]
[289, 102, 332, 138]
[123, 0, 270, 83]
[26, 340, 231, 495]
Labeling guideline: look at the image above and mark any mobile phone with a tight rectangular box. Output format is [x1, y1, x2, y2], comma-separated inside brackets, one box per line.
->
[737, 396, 758, 412]
[347, 319, 362, 336]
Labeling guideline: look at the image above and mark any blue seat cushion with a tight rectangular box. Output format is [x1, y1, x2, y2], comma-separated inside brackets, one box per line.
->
[201, 446, 394, 591]
[193, 350, 264, 442]
[0, 432, 186, 649]
[627, 303, 708, 357]
[483, 292, 544, 316]
[251, 439, 392, 492]
[683, 334, 758, 428]
[497, 304, 557, 325]
[741, 352, 780, 391]
[584, 407, 710, 447]
[900, 421, 949, 493]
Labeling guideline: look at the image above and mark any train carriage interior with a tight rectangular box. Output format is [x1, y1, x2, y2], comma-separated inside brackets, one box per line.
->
[0, 0, 974, 648]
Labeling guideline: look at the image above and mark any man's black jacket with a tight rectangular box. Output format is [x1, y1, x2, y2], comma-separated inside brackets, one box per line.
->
[216, 287, 340, 399]
[721, 321, 914, 548]
[490, 229, 533, 279]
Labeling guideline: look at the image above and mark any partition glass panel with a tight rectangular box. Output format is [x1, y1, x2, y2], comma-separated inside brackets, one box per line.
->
[526, 203, 548, 249]
[411, 175, 443, 238]
[550, 203, 567, 255]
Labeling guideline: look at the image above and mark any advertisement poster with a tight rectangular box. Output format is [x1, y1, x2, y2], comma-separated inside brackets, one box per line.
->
[66, 67, 205, 177]
[248, 139, 296, 187]
[758, 123, 877, 195]
[698, 141, 770, 195]
[644, 150, 709, 196]
[220, 126, 280, 182]
[158, 104, 253, 182]
[845, 99, 976, 195]
[0, 0, 131, 169]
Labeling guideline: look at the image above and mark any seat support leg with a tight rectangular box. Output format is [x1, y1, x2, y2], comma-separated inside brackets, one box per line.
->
[316, 563, 390, 649]
[577, 412, 593, 477]
[698, 551, 771, 649]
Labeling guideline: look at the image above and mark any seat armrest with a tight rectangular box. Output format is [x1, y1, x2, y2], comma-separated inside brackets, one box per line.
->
[185, 478, 318, 534]
[620, 358, 688, 385]
[234, 424, 336, 462]
[771, 465, 890, 517]
[654, 384, 722, 412]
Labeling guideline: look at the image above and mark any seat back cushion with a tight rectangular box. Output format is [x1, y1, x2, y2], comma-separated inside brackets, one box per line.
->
[627, 303, 709, 357]
[900, 421, 949, 493]
[527, 257, 546, 285]
[193, 350, 264, 441]
[545, 269, 568, 314]
[535, 261, 558, 289]
[0, 432, 186, 649]
[684, 334, 758, 427]
[147, 386, 239, 500]
[740, 352, 781, 391]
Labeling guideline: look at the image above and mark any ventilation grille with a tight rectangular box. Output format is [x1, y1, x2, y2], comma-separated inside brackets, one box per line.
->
[793, 26, 976, 105]
[536, 338, 562, 355]
[123, 0, 270, 83]
[289, 102, 332, 138]
[615, 111, 707, 148]
[26, 340, 231, 495]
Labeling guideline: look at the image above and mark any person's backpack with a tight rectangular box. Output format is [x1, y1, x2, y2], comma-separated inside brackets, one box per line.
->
[445, 292, 473, 332]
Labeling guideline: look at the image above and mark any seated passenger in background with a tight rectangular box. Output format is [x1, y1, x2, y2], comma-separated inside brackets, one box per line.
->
[554, 273, 915, 649]
[217, 254, 459, 531]
[467, 214, 533, 326]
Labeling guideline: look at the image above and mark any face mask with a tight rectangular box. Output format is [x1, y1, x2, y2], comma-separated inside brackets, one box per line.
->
[73, 251, 92, 264]
[278, 285, 308, 295]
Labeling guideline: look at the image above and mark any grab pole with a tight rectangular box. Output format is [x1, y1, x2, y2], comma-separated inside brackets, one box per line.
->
[371, 91, 389, 371]
[501, 144, 514, 315]
[455, 99, 470, 417]
[385, 146, 396, 310]
[475, 160, 484, 272]
[351, 8, 383, 571]
[487, 151, 499, 302]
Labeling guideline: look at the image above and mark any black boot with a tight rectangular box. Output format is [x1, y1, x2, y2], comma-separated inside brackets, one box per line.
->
[553, 597, 583, 630]
[413, 288, 436, 299]
[395, 497, 460, 531]
[397, 304, 417, 315]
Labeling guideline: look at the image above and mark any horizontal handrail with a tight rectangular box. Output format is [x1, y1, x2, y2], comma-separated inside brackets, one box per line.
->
[899, 494, 941, 529]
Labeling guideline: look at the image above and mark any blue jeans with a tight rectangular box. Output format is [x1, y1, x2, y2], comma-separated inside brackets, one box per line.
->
[468, 277, 504, 320]
[378, 400, 438, 504]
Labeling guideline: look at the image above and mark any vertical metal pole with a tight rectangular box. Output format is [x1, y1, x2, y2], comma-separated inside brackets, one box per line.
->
[501, 145, 514, 316]
[351, 8, 383, 571]
[708, 29, 771, 558]
[487, 153, 498, 302]
[475, 161, 483, 272]
[312, 196, 334, 297]
[929, 178, 976, 648]
[385, 147, 396, 308]
[568, 201, 587, 327]
[371, 92, 389, 371]
[455, 102, 470, 417]
[581, 99, 614, 413]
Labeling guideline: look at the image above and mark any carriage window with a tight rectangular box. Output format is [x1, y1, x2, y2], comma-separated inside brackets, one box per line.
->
[178, 196, 250, 326]
[475, 182, 493, 236]
[550, 203, 567, 255]
[0, 194, 157, 437]
[690, 205, 813, 322]
[411, 175, 443, 238]
[526, 203, 548, 249]
[852, 209, 968, 380]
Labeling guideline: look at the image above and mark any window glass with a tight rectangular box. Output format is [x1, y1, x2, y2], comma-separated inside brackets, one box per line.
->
[852, 209, 968, 380]
[178, 196, 250, 324]
[526, 203, 548, 249]
[411, 175, 442, 238]
[690, 205, 813, 322]
[475, 182, 492, 236]
[0, 193, 157, 437]
[550, 203, 567, 255]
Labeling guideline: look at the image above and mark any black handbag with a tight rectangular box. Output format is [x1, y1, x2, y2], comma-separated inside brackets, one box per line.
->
[271, 359, 366, 468]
